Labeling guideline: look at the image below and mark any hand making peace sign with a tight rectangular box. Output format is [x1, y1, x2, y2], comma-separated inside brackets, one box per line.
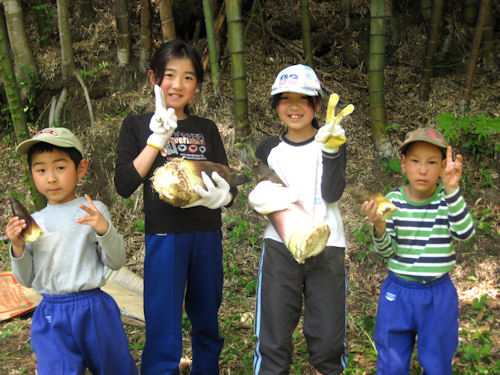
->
[76, 194, 109, 236]
[146, 85, 178, 150]
[441, 146, 463, 194]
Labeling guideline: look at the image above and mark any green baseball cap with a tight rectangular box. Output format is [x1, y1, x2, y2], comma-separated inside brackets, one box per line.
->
[399, 127, 448, 155]
[16, 127, 84, 156]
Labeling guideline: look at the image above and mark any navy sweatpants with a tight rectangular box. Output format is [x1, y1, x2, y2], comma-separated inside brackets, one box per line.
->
[31, 288, 137, 375]
[375, 272, 459, 375]
[141, 231, 224, 375]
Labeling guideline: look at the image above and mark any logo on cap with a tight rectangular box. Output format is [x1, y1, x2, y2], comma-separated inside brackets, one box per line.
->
[426, 129, 438, 139]
[35, 129, 59, 138]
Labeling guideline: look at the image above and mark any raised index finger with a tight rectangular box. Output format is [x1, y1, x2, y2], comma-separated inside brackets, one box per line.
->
[446, 146, 453, 163]
[154, 85, 166, 111]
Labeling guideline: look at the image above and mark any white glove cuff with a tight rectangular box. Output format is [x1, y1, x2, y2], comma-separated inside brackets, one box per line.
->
[321, 145, 340, 154]
[147, 133, 168, 150]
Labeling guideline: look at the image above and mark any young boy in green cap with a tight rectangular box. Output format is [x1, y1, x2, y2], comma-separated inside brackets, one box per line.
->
[361, 127, 475, 374]
[5, 127, 137, 375]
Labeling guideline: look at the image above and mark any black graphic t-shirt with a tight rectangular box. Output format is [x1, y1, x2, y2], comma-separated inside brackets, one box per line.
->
[115, 113, 235, 234]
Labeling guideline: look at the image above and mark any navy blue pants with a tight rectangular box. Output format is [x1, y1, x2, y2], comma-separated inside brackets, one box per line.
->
[141, 231, 224, 375]
[375, 272, 459, 375]
[31, 289, 137, 375]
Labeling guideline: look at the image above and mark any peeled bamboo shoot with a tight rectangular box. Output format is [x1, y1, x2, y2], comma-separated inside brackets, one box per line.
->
[9, 196, 43, 242]
[269, 204, 330, 264]
[251, 162, 331, 263]
[152, 158, 249, 207]
[353, 189, 397, 220]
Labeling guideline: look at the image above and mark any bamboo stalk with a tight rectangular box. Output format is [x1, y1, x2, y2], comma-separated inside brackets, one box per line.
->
[301, 0, 313, 67]
[464, 0, 490, 102]
[226, 0, 250, 139]
[203, 0, 220, 93]
[419, 0, 444, 101]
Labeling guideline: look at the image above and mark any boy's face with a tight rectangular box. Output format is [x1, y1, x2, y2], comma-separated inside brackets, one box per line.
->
[401, 141, 446, 201]
[30, 149, 88, 205]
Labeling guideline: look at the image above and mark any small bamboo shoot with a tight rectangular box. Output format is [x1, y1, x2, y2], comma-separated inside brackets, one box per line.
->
[9, 196, 43, 242]
[353, 189, 397, 220]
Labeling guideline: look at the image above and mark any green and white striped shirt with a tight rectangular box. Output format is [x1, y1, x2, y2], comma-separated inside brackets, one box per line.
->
[373, 184, 475, 281]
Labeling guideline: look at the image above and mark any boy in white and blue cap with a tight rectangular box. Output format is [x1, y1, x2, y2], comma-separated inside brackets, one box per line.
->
[6, 127, 138, 375]
[250, 65, 351, 374]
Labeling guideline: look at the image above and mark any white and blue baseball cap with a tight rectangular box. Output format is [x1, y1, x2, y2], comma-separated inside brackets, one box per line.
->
[271, 64, 323, 97]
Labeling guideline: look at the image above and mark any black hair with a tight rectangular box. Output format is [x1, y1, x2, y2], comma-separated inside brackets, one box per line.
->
[271, 93, 322, 129]
[27, 142, 83, 169]
[149, 40, 204, 115]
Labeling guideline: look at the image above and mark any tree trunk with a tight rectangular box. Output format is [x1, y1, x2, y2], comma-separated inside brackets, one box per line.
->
[368, 0, 391, 159]
[56, 0, 75, 82]
[3, 0, 39, 93]
[464, 0, 490, 102]
[419, 0, 444, 101]
[463, 0, 478, 26]
[301, 0, 313, 67]
[481, 0, 495, 72]
[341, 0, 351, 29]
[385, 0, 399, 45]
[226, 0, 250, 140]
[203, 0, 220, 93]
[0, 7, 46, 209]
[420, 0, 432, 22]
[114, 0, 131, 67]
[140, 0, 152, 73]
[159, 0, 176, 41]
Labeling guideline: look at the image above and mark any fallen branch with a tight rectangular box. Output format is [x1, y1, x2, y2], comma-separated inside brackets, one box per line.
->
[74, 70, 95, 124]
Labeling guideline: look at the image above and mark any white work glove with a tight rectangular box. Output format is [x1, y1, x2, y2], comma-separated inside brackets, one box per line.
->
[147, 85, 178, 150]
[248, 180, 299, 215]
[315, 93, 354, 153]
[182, 171, 232, 209]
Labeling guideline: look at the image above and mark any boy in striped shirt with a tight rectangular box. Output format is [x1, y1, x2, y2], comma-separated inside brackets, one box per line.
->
[361, 128, 475, 374]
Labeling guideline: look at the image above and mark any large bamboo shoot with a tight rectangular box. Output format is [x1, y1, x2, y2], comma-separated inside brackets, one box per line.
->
[250, 162, 330, 264]
[152, 158, 248, 207]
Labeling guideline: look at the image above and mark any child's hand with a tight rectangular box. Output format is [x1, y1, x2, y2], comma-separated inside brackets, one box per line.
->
[76, 194, 109, 236]
[315, 93, 354, 153]
[361, 200, 386, 237]
[5, 216, 26, 257]
[441, 146, 463, 194]
[147, 85, 177, 150]
[181, 171, 232, 209]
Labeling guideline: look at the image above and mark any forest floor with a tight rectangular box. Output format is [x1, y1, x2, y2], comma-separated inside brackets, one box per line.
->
[0, 1, 499, 374]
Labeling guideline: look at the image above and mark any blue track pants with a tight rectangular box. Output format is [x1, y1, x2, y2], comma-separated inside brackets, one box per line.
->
[374, 272, 459, 375]
[31, 289, 138, 375]
[141, 231, 224, 375]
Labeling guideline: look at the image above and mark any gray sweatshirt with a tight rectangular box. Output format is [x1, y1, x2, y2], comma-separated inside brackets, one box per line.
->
[10, 197, 125, 295]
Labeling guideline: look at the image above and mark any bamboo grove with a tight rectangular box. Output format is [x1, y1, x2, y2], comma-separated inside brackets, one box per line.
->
[0, 0, 496, 161]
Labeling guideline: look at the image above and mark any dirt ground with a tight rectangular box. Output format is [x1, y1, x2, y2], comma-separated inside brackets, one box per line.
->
[1, 1, 499, 374]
